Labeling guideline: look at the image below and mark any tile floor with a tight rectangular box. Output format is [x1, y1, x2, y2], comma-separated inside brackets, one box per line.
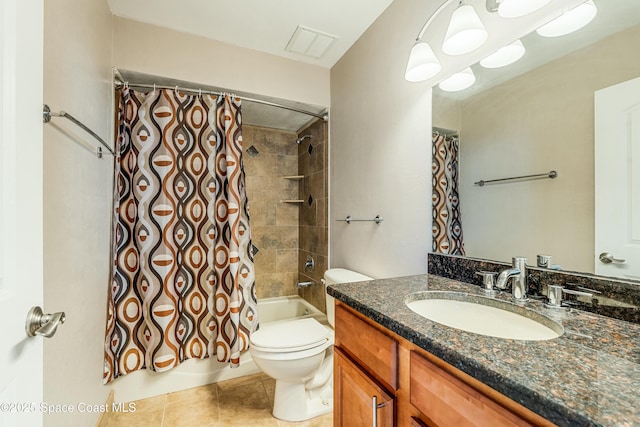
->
[104, 373, 333, 427]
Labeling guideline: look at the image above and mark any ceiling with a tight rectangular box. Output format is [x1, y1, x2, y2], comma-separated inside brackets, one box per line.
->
[108, 0, 394, 131]
[110, 1, 639, 129]
[107, 0, 394, 69]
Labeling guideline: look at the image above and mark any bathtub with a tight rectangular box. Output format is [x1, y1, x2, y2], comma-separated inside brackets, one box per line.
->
[258, 295, 326, 324]
[113, 295, 327, 402]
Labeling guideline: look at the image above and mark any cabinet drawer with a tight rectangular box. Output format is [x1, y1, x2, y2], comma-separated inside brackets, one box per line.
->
[335, 303, 398, 391]
[410, 351, 535, 427]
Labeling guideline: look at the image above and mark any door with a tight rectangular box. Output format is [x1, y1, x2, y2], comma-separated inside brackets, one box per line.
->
[595, 77, 640, 280]
[334, 348, 395, 427]
[0, 0, 44, 426]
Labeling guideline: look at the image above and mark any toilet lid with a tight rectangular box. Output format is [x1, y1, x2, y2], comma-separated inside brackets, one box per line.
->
[250, 318, 331, 352]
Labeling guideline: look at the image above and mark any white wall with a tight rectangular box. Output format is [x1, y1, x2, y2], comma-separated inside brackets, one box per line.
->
[457, 25, 640, 273]
[43, 0, 113, 425]
[112, 17, 330, 108]
[329, 0, 433, 278]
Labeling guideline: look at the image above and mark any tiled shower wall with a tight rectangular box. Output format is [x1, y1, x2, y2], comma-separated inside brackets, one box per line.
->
[243, 120, 329, 312]
[297, 119, 329, 312]
[243, 125, 300, 299]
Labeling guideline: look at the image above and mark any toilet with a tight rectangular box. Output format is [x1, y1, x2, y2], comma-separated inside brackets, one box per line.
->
[249, 268, 372, 422]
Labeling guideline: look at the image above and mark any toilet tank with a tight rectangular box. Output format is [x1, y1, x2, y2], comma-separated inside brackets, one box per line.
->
[324, 268, 372, 327]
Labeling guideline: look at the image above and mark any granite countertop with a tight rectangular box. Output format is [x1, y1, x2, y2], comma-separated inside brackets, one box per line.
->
[327, 274, 640, 427]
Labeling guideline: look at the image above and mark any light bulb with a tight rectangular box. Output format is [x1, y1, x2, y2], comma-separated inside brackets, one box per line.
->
[405, 42, 442, 82]
[442, 4, 488, 56]
[439, 68, 476, 92]
[498, 0, 552, 18]
[536, 1, 598, 38]
[480, 39, 526, 69]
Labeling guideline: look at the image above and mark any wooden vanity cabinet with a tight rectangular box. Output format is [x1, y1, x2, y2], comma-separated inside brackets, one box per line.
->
[334, 348, 395, 427]
[334, 302, 398, 427]
[334, 302, 555, 427]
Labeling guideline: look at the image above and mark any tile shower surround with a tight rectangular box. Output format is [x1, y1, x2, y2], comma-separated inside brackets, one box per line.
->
[243, 125, 300, 300]
[243, 121, 329, 313]
[428, 253, 640, 324]
[296, 119, 329, 313]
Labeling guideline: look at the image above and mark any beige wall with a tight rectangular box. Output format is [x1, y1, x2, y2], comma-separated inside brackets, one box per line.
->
[330, 0, 432, 278]
[43, 0, 113, 426]
[454, 25, 640, 273]
[432, 94, 461, 133]
[112, 17, 330, 108]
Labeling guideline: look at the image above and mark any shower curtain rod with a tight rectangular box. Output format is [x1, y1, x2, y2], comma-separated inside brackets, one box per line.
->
[43, 104, 114, 158]
[114, 79, 328, 121]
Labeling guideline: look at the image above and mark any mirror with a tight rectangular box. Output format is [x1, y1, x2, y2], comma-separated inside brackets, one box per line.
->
[432, 1, 640, 275]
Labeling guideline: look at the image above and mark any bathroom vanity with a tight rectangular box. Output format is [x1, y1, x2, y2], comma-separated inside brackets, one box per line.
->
[329, 274, 640, 426]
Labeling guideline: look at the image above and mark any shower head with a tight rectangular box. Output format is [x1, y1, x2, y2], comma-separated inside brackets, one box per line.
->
[296, 135, 312, 145]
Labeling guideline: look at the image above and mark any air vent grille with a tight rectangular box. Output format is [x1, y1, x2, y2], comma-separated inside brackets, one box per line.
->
[285, 25, 337, 59]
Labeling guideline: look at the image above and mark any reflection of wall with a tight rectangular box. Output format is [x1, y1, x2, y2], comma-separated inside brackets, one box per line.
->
[244, 125, 300, 298]
[446, 25, 640, 272]
[330, 0, 432, 278]
[432, 95, 461, 133]
[43, 0, 113, 426]
[296, 120, 328, 312]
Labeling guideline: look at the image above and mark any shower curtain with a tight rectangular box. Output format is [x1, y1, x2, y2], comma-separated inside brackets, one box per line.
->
[432, 131, 465, 255]
[104, 87, 257, 383]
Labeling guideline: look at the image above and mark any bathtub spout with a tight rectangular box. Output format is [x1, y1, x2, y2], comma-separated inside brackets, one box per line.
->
[297, 281, 314, 288]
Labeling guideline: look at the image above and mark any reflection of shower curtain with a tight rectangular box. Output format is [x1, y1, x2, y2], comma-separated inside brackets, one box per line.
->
[104, 88, 257, 383]
[432, 131, 465, 255]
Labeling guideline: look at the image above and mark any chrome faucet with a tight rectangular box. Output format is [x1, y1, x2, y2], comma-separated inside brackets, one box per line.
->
[297, 281, 313, 288]
[495, 257, 528, 302]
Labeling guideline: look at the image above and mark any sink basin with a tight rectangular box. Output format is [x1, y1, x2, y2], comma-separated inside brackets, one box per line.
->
[405, 291, 563, 341]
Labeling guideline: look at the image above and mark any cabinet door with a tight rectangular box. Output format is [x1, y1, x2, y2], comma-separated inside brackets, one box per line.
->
[334, 347, 395, 427]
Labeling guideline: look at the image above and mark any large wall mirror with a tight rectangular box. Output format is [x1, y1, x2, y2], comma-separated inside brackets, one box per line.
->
[432, 1, 640, 278]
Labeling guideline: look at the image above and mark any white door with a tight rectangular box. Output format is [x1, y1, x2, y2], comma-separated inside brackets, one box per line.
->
[0, 0, 44, 426]
[595, 76, 640, 280]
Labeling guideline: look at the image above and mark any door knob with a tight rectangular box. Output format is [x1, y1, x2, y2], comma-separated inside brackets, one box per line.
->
[599, 252, 626, 264]
[25, 306, 66, 338]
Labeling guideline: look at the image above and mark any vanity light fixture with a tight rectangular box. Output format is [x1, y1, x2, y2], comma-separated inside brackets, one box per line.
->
[479, 39, 525, 68]
[442, 2, 488, 55]
[536, 0, 598, 38]
[494, 0, 552, 18]
[405, 41, 442, 82]
[405, 0, 487, 82]
[438, 67, 476, 92]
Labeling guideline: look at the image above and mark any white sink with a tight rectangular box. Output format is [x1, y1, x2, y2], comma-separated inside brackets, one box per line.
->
[406, 292, 562, 341]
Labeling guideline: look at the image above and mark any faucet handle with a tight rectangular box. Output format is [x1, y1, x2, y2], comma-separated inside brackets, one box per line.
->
[475, 271, 498, 294]
[546, 284, 596, 309]
[537, 255, 553, 268]
[536, 254, 563, 270]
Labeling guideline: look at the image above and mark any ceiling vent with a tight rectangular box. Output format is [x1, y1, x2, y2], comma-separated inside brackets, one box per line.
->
[285, 25, 337, 59]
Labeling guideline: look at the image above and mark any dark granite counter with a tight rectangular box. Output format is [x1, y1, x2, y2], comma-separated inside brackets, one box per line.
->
[328, 274, 640, 427]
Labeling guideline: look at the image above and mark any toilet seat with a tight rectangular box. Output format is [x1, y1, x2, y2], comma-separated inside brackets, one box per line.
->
[250, 318, 331, 353]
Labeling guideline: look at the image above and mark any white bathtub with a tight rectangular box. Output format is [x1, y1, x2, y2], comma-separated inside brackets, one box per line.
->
[258, 295, 326, 324]
[113, 295, 327, 402]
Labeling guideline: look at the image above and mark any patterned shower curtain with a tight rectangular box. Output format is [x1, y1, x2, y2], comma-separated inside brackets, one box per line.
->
[432, 131, 465, 255]
[104, 88, 257, 383]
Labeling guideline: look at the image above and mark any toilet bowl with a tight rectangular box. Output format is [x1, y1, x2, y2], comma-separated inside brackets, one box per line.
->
[249, 268, 372, 422]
